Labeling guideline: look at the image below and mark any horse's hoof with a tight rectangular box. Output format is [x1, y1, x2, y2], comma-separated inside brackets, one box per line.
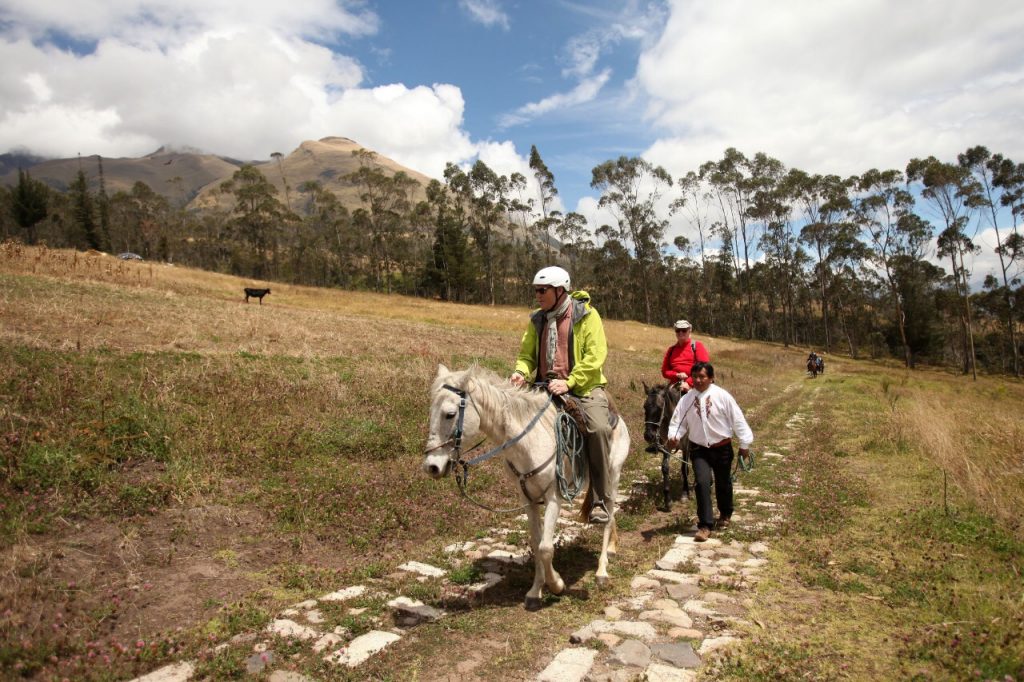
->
[595, 575, 609, 588]
[524, 597, 543, 611]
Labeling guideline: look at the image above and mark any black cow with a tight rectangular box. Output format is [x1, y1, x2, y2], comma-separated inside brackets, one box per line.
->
[244, 287, 271, 304]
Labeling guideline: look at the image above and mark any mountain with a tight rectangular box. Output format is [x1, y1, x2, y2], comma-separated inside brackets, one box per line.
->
[186, 137, 433, 212]
[0, 150, 49, 178]
[0, 137, 434, 213]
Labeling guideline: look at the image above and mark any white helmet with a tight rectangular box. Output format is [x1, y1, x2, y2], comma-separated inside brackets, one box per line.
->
[533, 266, 571, 290]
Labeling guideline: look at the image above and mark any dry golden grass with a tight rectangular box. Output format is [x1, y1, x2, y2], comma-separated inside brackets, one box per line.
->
[899, 378, 1024, 534]
[0, 241, 738, 363]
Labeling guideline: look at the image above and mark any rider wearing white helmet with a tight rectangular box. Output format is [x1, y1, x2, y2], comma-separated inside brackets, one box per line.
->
[510, 266, 613, 524]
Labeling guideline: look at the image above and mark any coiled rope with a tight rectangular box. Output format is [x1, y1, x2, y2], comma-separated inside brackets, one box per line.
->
[554, 410, 586, 502]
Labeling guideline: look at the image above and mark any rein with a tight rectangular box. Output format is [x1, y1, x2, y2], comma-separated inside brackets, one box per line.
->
[436, 383, 556, 513]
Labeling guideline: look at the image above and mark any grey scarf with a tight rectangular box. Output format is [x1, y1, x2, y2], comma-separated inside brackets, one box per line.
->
[544, 294, 572, 377]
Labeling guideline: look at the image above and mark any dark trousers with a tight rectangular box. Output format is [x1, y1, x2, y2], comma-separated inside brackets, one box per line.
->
[690, 442, 734, 530]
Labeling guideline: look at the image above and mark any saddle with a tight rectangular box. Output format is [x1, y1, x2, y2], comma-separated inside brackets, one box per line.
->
[557, 393, 620, 434]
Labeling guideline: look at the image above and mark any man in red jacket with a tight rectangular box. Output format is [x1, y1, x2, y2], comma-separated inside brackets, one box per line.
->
[660, 320, 710, 392]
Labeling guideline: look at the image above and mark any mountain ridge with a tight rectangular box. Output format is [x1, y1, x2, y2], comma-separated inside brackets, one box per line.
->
[0, 137, 434, 212]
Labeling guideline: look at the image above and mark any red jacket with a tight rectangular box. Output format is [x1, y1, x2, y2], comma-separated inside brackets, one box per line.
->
[661, 339, 710, 387]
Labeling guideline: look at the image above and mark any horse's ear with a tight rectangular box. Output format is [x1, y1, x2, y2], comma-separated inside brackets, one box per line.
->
[642, 380, 650, 393]
[435, 363, 450, 379]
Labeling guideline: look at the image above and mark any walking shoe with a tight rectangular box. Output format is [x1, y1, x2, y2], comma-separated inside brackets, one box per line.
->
[694, 527, 711, 542]
[715, 516, 731, 530]
[588, 506, 610, 524]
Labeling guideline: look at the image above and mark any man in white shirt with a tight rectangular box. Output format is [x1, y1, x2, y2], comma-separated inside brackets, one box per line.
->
[666, 362, 753, 542]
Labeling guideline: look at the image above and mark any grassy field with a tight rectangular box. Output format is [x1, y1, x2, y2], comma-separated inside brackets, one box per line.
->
[1, 242, 1022, 681]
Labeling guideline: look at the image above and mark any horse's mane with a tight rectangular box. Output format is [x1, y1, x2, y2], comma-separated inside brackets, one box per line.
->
[434, 364, 554, 429]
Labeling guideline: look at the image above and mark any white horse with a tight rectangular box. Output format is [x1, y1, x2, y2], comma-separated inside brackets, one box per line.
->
[422, 364, 631, 610]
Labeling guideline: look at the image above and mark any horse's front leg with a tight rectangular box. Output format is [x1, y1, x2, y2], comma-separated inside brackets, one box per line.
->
[595, 499, 617, 587]
[524, 502, 545, 610]
[661, 451, 671, 510]
[539, 497, 565, 596]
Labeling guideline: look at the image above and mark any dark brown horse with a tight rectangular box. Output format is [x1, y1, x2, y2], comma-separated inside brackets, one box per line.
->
[642, 382, 692, 510]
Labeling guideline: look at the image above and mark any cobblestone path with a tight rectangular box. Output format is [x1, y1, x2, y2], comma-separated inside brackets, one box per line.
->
[132, 387, 815, 682]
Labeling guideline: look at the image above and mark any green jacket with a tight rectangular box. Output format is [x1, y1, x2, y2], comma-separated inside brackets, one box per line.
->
[514, 290, 608, 397]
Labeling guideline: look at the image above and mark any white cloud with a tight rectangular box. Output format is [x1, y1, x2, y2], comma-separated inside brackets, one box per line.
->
[458, 0, 510, 30]
[637, 0, 1024, 181]
[0, 0, 378, 44]
[499, 70, 612, 128]
[0, 27, 366, 159]
[322, 83, 477, 178]
[0, 2, 493, 179]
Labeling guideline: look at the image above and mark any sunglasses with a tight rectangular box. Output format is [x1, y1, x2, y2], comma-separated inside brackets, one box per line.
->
[534, 286, 551, 294]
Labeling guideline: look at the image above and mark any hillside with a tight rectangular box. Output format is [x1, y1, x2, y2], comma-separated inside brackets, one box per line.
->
[0, 244, 1021, 681]
[187, 137, 434, 213]
[0, 136, 433, 212]
[0, 147, 242, 205]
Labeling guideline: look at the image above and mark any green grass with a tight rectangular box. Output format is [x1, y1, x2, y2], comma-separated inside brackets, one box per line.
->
[714, 372, 1024, 682]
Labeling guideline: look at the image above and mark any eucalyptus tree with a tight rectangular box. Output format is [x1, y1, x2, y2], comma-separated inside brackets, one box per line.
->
[590, 155, 673, 323]
[590, 227, 633, 320]
[219, 164, 288, 279]
[420, 179, 476, 302]
[107, 181, 171, 258]
[959, 147, 1021, 376]
[854, 169, 930, 368]
[10, 169, 49, 245]
[502, 171, 538, 294]
[271, 151, 292, 212]
[297, 180, 354, 287]
[700, 148, 757, 337]
[747, 153, 802, 345]
[792, 171, 859, 352]
[906, 156, 982, 378]
[555, 211, 592, 284]
[345, 149, 420, 293]
[529, 145, 560, 259]
[671, 172, 718, 334]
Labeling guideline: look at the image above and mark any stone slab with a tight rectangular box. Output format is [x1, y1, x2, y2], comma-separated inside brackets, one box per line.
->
[266, 619, 320, 640]
[536, 647, 598, 682]
[644, 662, 697, 682]
[397, 561, 446, 578]
[129, 662, 196, 682]
[325, 630, 402, 667]
[319, 585, 367, 602]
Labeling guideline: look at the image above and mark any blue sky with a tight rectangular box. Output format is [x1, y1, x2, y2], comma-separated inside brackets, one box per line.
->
[1, 0, 1023, 284]
[340, 0, 664, 211]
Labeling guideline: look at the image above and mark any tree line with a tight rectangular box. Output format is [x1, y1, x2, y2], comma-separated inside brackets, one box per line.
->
[2, 145, 1021, 377]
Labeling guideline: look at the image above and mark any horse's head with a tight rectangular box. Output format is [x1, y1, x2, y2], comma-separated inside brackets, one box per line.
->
[422, 364, 482, 479]
[642, 382, 666, 445]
